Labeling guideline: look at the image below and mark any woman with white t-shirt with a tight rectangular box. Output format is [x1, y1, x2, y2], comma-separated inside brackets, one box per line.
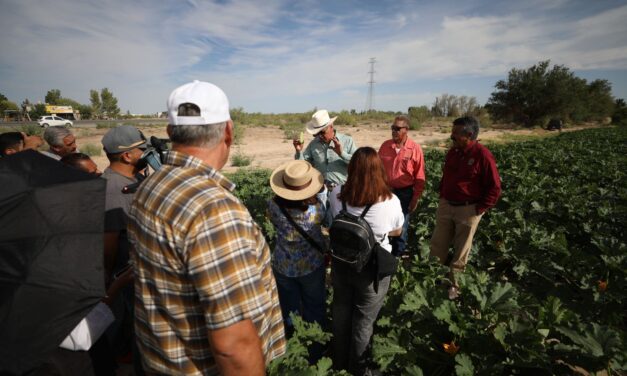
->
[328, 146, 404, 375]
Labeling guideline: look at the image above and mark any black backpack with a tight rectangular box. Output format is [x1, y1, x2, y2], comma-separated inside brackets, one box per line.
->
[329, 201, 376, 272]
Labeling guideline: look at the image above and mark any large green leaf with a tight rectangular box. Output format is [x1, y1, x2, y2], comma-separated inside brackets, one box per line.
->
[399, 285, 429, 312]
[556, 324, 621, 358]
[405, 365, 424, 376]
[487, 283, 519, 313]
[455, 354, 475, 376]
[372, 333, 407, 371]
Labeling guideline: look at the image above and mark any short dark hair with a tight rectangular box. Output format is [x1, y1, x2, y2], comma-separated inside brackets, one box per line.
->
[453, 116, 480, 140]
[0, 132, 24, 156]
[177, 103, 201, 116]
[60, 152, 92, 168]
[273, 195, 310, 212]
[106, 152, 123, 162]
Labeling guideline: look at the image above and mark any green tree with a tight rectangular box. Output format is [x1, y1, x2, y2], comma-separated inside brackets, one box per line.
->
[31, 103, 47, 118]
[77, 104, 93, 120]
[89, 89, 101, 119]
[45, 89, 62, 104]
[0, 99, 19, 115]
[0, 92, 7, 102]
[100, 88, 120, 118]
[57, 97, 82, 108]
[585, 79, 615, 121]
[487, 60, 615, 126]
[612, 98, 627, 126]
[408, 106, 430, 129]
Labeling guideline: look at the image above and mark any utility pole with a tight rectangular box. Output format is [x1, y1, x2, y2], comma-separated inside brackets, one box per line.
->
[365, 57, 376, 112]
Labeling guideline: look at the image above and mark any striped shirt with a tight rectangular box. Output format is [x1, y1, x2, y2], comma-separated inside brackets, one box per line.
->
[128, 151, 286, 375]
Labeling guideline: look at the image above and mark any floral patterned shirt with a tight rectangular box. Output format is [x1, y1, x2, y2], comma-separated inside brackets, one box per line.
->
[267, 194, 327, 277]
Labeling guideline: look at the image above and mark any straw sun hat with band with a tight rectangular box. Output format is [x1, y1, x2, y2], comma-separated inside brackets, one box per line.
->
[270, 160, 324, 201]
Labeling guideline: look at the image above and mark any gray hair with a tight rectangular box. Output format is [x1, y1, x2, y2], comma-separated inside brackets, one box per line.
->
[43, 126, 73, 147]
[453, 116, 480, 140]
[167, 122, 227, 148]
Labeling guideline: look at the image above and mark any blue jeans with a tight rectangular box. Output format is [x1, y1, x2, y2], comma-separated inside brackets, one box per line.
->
[391, 186, 413, 256]
[273, 265, 326, 330]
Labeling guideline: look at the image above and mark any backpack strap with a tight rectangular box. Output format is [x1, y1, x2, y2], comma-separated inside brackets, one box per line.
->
[360, 204, 373, 218]
[275, 199, 326, 254]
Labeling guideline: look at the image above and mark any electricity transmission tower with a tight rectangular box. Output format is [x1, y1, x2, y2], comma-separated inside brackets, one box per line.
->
[365, 57, 376, 112]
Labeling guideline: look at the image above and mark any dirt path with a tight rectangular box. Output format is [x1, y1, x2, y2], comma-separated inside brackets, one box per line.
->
[77, 123, 571, 173]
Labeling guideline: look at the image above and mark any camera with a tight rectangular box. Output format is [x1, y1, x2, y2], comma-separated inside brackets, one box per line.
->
[122, 136, 170, 194]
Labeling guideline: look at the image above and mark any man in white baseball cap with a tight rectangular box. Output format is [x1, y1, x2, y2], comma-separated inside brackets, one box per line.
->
[293, 109, 357, 190]
[127, 80, 286, 375]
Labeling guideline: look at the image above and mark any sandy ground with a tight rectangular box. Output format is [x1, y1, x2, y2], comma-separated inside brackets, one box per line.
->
[76, 123, 560, 173]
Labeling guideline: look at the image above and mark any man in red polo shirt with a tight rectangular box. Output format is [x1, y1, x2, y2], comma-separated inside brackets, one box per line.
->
[430, 116, 501, 299]
[378, 115, 426, 257]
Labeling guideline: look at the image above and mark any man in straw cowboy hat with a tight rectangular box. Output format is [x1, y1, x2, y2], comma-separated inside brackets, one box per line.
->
[293, 109, 357, 191]
[127, 80, 285, 374]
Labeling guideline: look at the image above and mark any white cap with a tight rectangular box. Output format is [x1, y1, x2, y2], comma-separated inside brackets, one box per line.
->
[167, 80, 231, 125]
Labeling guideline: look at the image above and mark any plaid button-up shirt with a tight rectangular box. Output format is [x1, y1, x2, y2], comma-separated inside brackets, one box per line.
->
[128, 151, 286, 375]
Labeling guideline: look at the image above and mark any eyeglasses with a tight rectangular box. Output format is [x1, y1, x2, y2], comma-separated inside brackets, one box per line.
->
[391, 125, 407, 132]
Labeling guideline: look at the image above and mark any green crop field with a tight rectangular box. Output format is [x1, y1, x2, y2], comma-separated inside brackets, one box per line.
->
[228, 127, 626, 375]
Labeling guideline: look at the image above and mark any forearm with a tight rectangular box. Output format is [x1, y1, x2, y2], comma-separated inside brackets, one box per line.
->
[214, 340, 265, 376]
[340, 138, 356, 162]
[209, 319, 265, 376]
[411, 179, 426, 201]
[477, 187, 500, 214]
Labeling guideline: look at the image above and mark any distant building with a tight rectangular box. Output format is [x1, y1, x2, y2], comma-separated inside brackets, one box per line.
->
[45, 105, 80, 120]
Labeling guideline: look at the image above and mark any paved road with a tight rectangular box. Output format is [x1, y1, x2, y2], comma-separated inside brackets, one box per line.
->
[0, 118, 168, 129]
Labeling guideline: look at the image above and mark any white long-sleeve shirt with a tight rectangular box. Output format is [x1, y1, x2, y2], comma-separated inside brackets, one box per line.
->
[59, 302, 114, 351]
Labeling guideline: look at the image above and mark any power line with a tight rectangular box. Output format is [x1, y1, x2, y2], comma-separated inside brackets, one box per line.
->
[365, 57, 376, 112]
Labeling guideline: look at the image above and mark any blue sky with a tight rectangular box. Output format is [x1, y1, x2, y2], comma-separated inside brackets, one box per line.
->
[1, 0, 626, 114]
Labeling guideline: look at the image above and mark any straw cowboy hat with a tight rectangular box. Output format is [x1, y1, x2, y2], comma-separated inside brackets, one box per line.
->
[270, 160, 324, 201]
[306, 109, 337, 135]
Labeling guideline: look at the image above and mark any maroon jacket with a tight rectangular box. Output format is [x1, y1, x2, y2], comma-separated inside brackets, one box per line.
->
[439, 141, 501, 214]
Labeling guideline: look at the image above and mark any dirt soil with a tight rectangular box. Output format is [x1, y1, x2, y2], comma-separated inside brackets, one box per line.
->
[77, 123, 572, 173]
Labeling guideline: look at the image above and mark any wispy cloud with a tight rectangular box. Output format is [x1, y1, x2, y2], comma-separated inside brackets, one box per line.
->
[0, 0, 626, 113]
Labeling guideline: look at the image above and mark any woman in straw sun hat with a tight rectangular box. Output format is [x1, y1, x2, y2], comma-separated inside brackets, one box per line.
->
[267, 160, 328, 346]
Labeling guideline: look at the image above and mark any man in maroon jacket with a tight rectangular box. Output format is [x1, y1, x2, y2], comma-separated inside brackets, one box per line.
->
[430, 116, 501, 299]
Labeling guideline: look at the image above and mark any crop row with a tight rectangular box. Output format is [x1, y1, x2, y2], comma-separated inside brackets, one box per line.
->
[228, 127, 626, 375]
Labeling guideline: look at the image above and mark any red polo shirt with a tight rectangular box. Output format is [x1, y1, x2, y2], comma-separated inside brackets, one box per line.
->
[440, 141, 501, 214]
[379, 138, 426, 201]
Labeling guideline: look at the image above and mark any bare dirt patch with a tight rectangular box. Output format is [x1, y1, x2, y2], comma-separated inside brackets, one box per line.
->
[76, 123, 584, 173]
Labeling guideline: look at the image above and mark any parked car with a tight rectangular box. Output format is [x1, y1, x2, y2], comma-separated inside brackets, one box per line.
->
[37, 116, 73, 128]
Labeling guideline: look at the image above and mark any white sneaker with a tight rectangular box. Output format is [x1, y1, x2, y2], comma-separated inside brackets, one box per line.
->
[448, 286, 460, 300]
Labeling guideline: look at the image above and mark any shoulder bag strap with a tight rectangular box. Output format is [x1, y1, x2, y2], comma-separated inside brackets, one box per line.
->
[339, 185, 373, 218]
[275, 199, 325, 253]
[360, 203, 373, 218]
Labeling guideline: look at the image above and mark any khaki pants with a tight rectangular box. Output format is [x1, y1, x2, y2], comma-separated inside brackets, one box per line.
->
[430, 199, 483, 286]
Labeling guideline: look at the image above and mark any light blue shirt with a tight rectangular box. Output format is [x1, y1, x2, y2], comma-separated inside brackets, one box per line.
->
[295, 131, 356, 185]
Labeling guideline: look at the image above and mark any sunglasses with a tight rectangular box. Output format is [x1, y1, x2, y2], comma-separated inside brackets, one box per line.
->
[391, 125, 407, 132]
